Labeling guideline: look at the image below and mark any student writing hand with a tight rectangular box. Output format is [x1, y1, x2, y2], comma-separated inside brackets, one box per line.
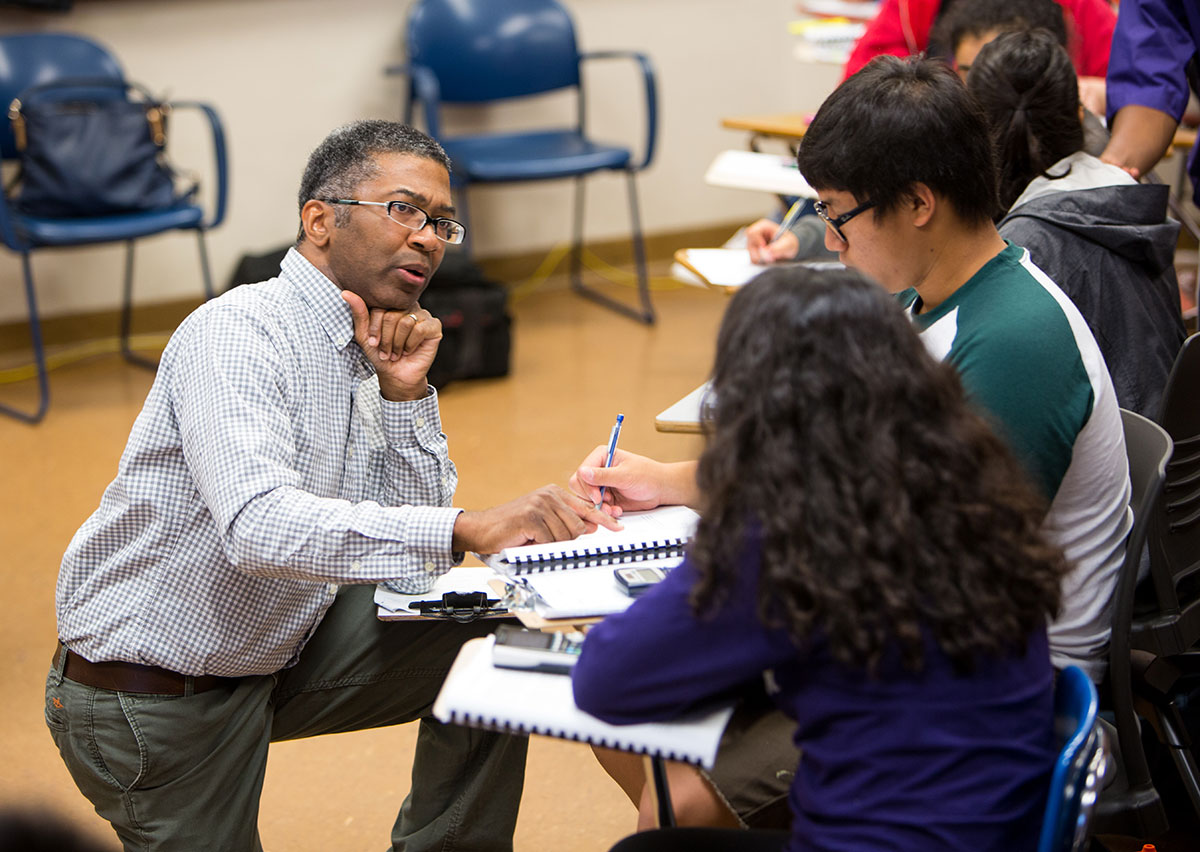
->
[745, 218, 801, 264]
[451, 485, 622, 554]
[569, 447, 697, 516]
[342, 290, 442, 401]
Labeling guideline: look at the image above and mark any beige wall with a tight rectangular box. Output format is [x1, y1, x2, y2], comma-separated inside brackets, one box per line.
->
[0, 0, 842, 323]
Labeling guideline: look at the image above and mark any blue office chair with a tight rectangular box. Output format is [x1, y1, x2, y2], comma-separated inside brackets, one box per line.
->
[0, 32, 228, 424]
[388, 0, 658, 323]
[1039, 664, 1106, 852]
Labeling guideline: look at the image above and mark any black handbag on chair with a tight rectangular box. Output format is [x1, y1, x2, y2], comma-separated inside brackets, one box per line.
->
[6, 77, 193, 218]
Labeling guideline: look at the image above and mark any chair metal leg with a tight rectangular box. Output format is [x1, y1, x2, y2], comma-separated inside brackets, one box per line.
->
[569, 175, 586, 290]
[649, 756, 676, 829]
[0, 252, 50, 424]
[1156, 708, 1200, 821]
[119, 240, 158, 370]
[624, 171, 655, 323]
[196, 227, 215, 301]
[453, 179, 473, 255]
[569, 172, 656, 325]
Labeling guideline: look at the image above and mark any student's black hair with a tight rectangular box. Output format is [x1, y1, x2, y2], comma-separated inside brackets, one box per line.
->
[796, 56, 1001, 225]
[296, 120, 451, 243]
[688, 267, 1067, 674]
[934, 0, 1067, 65]
[967, 29, 1084, 211]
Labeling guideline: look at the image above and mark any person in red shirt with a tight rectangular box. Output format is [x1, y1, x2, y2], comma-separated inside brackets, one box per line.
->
[842, 0, 1116, 80]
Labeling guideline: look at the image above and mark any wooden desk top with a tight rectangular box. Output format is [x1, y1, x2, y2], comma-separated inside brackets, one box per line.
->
[721, 112, 810, 141]
[654, 381, 709, 434]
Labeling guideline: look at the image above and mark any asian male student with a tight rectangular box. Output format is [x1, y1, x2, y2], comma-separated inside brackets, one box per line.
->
[570, 56, 1130, 835]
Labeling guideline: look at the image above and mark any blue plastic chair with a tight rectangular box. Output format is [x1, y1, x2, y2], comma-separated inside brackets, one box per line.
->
[0, 32, 228, 424]
[388, 0, 658, 323]
[1039, 664, 1106, 852]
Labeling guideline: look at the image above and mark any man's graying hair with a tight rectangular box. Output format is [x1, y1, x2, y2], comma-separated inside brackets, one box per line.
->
[296, 120, 451, 243]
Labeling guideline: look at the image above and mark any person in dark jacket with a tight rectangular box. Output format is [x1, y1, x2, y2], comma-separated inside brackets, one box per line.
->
[968, 29, 1186, 417]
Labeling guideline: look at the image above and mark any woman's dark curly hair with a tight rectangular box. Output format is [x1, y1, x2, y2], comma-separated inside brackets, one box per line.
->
[688, 267, 1068, 674]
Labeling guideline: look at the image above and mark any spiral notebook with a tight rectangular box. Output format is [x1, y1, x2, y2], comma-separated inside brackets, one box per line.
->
[491, 505, 700, 575]
[433, 636, 734, 768]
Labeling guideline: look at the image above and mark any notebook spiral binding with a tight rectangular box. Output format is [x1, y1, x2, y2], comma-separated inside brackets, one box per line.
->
[503, 538, 687, 574]
[444, 710, 696, 764]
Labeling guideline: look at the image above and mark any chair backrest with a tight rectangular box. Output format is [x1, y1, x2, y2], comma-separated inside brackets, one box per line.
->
[406, 0, 580, 103]
[1149, 333, 1200, 615]
[1039, 665, 1104, 852]
[0, 33, 124, 161]
[1094, 410, 1172, 835]
[1109, 410, 1172, 664]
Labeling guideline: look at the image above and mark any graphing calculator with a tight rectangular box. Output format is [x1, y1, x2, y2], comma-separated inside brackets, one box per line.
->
[491, 625, 584, 675]
[614, 565, 669, 598]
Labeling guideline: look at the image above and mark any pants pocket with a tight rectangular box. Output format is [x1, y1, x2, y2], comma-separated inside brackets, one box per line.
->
[87, 690, 170, 793]
[44, 668, 69, 733]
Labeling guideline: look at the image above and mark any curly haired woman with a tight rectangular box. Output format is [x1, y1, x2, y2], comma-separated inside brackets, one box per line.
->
[572, 268, 1070, 851]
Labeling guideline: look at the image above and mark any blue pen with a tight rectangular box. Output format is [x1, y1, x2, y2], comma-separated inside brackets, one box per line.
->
[596, 413, 625, 510]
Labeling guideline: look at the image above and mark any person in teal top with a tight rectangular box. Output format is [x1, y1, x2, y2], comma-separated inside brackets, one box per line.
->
[896, 243, 1096, 501]
[569, 55, 1131, 835]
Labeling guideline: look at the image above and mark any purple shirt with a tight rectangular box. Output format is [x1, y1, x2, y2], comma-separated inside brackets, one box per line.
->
[573, 544, 1056, 852]
[1106, 0, 1200, 202]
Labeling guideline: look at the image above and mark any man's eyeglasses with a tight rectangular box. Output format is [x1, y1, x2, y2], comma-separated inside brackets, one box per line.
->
[322, 198, 466, 244]
[813, 199, 876, 245]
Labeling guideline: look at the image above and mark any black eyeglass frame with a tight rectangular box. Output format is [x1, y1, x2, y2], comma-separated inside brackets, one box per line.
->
[812, 199, 877, 244]
[321, 198, 466, 244]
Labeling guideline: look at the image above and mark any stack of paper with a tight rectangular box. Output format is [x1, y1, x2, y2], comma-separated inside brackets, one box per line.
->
[673, 248, 775, 292]
[492, 505, 700, 574]
[434, 637, 735, 767]
[704, 150, 816, 198]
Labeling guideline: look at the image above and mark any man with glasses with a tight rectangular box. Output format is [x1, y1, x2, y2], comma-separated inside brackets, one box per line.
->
[570, 57, 1131, 836]
[47, 120, 615, 851]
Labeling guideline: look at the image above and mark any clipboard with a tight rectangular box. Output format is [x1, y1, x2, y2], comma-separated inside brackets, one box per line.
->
[673, 248, 775, 293]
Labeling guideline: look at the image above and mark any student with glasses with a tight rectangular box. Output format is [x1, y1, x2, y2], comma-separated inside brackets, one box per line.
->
[570, 56, 1130, 838]
[47, 120, 615, 851]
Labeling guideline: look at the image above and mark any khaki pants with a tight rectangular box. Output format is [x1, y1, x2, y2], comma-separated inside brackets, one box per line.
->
[45, 584, 526, 852]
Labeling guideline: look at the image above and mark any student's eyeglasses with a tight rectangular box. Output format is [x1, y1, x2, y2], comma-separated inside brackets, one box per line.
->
[813, 199, 877, 245]
[321, 198, 466, 244]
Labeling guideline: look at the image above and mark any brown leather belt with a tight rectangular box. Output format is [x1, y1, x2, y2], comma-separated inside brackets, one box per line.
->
[54, 642, 238, 696]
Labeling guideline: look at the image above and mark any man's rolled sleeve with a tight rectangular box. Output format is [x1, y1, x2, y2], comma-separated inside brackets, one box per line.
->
[1106, 0, 1195, 122]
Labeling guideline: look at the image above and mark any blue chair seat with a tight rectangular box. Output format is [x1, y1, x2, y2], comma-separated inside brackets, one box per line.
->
[393, 0, 658, 323]
[18, 204, 205, 247]
[442, 130, 631, 182]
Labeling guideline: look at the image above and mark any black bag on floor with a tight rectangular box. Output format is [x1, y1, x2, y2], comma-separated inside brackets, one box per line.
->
[226, 245, 289, 290]
[422, 253, 512, 390]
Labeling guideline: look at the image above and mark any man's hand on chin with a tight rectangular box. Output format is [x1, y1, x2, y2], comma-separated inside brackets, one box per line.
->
[342, 290, 442, 400]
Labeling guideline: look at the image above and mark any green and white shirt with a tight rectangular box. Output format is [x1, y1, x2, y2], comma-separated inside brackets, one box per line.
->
[900, 243, 1131, 681]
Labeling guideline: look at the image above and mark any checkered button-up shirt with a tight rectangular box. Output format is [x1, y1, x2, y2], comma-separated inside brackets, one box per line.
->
[57, 249, 462, 676]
